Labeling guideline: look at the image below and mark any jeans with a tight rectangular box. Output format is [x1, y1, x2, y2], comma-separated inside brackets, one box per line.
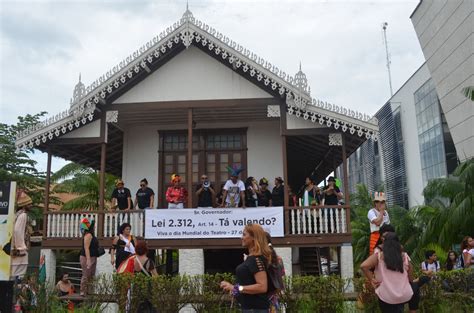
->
[241, 310, 269, 313]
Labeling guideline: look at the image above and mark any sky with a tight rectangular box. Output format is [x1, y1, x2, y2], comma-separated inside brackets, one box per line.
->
[0, 0, 425, 173]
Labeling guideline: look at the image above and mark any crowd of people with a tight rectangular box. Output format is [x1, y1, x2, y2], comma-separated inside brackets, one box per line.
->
[361, 191, 474, 313]
[111, 165, 344, 210]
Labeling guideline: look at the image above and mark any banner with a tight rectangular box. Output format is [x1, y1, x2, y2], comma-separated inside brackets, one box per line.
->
[0, 182, 17, 281]
[145, 207, 284, 239]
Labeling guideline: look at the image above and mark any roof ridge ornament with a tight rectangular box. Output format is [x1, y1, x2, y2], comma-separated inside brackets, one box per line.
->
[70, 73, 85, 107]
[294, 62, 310, 95]
[181, 1, 194, 24]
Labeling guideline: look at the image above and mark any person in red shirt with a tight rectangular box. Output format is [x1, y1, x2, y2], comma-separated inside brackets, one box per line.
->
[165, 174, 188, 209]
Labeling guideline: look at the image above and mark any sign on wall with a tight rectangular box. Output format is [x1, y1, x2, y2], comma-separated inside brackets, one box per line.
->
[145, 207, 284, 239]
[0, 182, 17, 281]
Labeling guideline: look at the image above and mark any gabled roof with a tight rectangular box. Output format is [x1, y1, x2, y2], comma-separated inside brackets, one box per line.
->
[15, 7, 379, 150]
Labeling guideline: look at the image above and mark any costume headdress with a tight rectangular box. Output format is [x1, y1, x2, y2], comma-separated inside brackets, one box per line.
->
[115, 179, 124, 187]
[16, 189, 32, 208]
[80, 217, 95, 232]
[259, 177, 269, 186]
[226, 164, 245, 177]
[171, 174, 181, 183]
[372, 191, 386, 202]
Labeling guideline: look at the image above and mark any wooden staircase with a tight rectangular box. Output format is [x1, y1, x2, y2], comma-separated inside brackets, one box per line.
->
[300, 247, 322, 276]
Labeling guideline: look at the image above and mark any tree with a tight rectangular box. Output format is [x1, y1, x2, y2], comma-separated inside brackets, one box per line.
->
[461, 86, 474, 101]
[350, 184, 372, 270]
[411, 158, 474, 250]
[52, 162, 117, 210]
[0, 112, 47, 191]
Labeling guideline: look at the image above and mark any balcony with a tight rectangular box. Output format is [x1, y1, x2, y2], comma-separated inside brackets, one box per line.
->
[42, 205, 352, 249]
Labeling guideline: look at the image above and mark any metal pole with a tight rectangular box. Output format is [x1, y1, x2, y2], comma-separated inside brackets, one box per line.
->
[382, 22, 394, 97]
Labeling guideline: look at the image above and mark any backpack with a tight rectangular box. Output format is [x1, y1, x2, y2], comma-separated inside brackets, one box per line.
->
[267, 261, 285, 293]
[423, 261, 439, 271]
[457, 253, 465, 269]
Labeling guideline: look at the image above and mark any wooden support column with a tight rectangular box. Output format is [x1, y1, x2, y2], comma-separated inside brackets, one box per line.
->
[98, 142, 106, 237]
[279, 99, 290, 234]
[187, 108, 193, 208]
[98, 113, 107, 237]
[341, 134, 351, 233]
[43, 147, 52, 238]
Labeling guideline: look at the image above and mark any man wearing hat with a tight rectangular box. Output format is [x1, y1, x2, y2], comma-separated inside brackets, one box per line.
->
[221, 165, 246, 208]
[367, 192, 390, 255]
[111, 179, 132, 210]
[10, 189, 33, 279]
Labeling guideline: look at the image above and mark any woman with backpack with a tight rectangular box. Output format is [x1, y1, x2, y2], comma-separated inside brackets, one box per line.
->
[220, 224, 271, 313]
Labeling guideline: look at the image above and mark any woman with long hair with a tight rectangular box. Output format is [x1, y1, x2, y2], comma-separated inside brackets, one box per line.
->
[110, 223, 136, 269]
[445, 250, 460, 271]
[361, 232, 414, 313]
[461, 236, 474, 268]
[79, 217, 99, 296]
[220, 224, 272, 313]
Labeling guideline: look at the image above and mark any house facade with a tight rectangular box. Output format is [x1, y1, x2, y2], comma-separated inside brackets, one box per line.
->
[15, 7, 378, 286]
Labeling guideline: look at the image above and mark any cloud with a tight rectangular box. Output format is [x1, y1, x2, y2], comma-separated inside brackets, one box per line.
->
[0, 0, 424, 172]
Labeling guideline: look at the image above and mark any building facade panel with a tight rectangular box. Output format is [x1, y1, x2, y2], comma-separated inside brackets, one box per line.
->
[412, 0, 474, 161]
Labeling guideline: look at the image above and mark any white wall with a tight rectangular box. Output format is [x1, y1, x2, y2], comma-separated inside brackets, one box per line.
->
[113, 46, 272, 104]
[411, 0, 474, 161]
[121, 120, 283, 204]
[389, 64, 432, 207]
[247, 121, 283, 183]
[122, 125, 160, 204]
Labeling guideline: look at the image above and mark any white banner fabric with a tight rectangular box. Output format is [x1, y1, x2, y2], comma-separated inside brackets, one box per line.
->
[144, 207, 284, 239]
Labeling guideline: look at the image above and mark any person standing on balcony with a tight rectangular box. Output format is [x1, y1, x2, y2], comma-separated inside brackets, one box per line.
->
[244, 177, 259, 207]
[134, 178, 155, 209]
[322, 177, 343, 206]
[10, 190, 33, 280]
[165, 174, 188, 209]
[368, 192, 390, 255]
[196, 174, 215, 208]
[110, 223, 136, 270]
[221, 165, 246, 208]
[111, 180, 132, 210]
[258, 178, 272, 207]
[220, 224, 271, 312]
[302, 176, 321, 206]
[79, 217, 99, 296]
[271, 177, 284, 207]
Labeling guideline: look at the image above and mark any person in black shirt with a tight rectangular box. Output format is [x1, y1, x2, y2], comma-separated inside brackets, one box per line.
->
[79, 217, 99, 296]
[271, 177, 284, 207]
[257, 177, 272, 207]
[215, 183, 226, 207]
[322, 176, 343, 205]
[244, 177, 259, 207]
[134, 178, 155, 209]
[195, 174, 215, 207]
[220, 224, 271, 312]
[111, 180, 132, 210]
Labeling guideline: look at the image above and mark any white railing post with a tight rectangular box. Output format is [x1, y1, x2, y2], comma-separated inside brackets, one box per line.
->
[312, 208, 318, 234]
[290, 209, 295, 235]
[341, 208, 347, 233]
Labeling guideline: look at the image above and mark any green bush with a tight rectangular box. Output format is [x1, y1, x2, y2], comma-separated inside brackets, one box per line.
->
[14, 271, 474, 313]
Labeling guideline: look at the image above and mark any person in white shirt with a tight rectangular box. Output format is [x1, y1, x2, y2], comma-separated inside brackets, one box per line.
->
[461, 236, 474, 269]
[367, 192, 390, 255]
[221, 165, 246, 208]
[421, 250, 440, 276]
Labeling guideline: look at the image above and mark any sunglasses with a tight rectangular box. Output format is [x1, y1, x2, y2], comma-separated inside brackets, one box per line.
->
[140, 184, 146, 187]
[201, 177, 208, 180]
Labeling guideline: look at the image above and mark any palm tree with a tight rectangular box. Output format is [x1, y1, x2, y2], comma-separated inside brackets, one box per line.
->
[411, 159, 474, 250]
[461, 86, 474, 101]
[350, 184, 373, 269]
[52, 163, 118, 210]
